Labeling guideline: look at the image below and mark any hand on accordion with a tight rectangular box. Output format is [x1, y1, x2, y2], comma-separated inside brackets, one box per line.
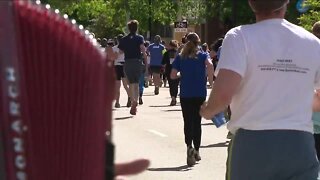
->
[115, 159, 150, 179]
[0, 1, 150, 179]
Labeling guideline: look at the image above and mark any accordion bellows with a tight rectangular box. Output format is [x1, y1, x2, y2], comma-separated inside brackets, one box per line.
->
[0, 1, 115, 179]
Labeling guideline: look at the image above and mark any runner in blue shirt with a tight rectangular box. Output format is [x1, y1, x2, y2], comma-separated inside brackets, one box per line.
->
[147, 35, 165, 95]
[171, 32, 214, 167]
[118, 20, 148, 115]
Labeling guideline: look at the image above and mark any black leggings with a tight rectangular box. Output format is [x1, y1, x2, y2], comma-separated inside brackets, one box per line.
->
[167, 75, 179, 98]
[180, 97, 206, 151]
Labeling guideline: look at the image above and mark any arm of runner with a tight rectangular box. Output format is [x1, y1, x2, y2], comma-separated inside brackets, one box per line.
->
[313, 89, 320, 112]
[205, 57, 214, 88]
[140, 44, 148, 75]
[170, 68, 180, 79]
[200, 69, 242, 120]
[170, 55, 180, 79]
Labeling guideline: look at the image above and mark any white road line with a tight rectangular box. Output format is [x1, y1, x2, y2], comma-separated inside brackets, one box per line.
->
[147, 129, 168, 137]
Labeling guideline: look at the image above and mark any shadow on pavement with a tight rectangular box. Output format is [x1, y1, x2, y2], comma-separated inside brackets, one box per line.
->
[114, 116, 133, 120]
[142, 94, 156, 96]
[147, 165, 191, 172]
[141, 92, 157, 96]
[163, 109, 182, 112]
[201, 122, 214, 126]
[149, 105, 171, 108]
[200, 141, 229, 148]
[112, 106, 130, 110]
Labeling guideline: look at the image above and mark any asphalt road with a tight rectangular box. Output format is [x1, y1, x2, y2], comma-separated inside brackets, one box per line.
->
[113, 84, 230, 180]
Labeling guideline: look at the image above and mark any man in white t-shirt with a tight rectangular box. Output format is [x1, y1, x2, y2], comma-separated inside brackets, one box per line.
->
[200, 0, 320, 179]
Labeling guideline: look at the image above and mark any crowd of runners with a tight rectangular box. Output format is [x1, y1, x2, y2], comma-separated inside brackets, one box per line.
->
[101, 0, 320, 179]
[101, 31, 221, 112]
[5, 0, 320, 179]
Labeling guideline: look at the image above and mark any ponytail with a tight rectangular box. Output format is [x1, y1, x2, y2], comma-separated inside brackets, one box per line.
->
[180, 41, 198, 59]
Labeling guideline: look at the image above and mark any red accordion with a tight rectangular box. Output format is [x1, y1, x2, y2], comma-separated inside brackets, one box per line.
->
[0, 1, 115, 179]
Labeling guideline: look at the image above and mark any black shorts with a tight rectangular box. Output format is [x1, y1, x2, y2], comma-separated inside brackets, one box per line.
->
[150, 66, 162, 74]
[114, 65, 125, 80]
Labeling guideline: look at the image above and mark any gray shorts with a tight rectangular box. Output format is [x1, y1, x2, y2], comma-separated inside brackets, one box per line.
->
[124, 59, 143, 84]
[226, 129, 319, 180]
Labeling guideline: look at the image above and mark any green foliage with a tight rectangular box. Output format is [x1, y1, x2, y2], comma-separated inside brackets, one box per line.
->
[123, 0, 177, 33]
[46, 0, 178, 38]
[178, 0, 207, 24]
[214, 0, 300, 27]
[220, 0, 255, 26]
[299, 0, 320, 31]
[44, 0, 305, 39]
[47, 0, 119, 38]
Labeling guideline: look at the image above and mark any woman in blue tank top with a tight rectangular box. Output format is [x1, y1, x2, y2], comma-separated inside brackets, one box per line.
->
[171, 32, 214, 167]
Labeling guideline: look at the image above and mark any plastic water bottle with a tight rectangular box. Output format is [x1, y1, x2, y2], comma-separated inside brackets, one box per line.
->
[212, 111, 226, 128]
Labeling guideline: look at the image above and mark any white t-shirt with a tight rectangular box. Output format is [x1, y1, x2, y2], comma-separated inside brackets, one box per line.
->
[113, 45, 125, 66]
[216, 19, 320, 134]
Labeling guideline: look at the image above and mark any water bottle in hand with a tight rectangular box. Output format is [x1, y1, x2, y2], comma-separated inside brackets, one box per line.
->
[212, 111, 226, 128]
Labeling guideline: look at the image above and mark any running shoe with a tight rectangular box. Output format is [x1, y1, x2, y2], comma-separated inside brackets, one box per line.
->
[114, 102, 120, 108]
[170, 99, 176, 106]
[130, 101, 137, 115]
[154, 87, 159, 95]
[187, 146, 196, 167]
[139, 97, 143, 105]
[194, 150, 201, 161]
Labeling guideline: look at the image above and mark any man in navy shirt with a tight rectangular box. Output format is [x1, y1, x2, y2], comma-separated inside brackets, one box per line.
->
[118, 20, 148, 115]
[147, 35, 165, 95]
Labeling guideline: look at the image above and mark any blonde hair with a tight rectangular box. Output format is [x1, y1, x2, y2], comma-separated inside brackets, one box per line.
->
[180, 33, 200, 59]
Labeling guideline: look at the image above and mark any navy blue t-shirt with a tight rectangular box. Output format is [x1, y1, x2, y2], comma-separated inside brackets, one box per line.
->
[172, 52, 208, 98]
[118, 33, 144, 59]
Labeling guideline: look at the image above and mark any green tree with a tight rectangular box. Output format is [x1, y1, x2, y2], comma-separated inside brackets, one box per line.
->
[177, 0, 207, 24]
[299, 0, 320, 31]
[212, 0, 301, 27]
[111, 0, 177, 35]
[44, 0, 119, 38]
[42, 0, 309, 40]
[46, 0, 178, 38]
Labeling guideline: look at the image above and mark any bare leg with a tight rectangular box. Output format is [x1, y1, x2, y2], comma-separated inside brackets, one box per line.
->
[115, 80, 121, 103]
[149, 74, 153, 86]
[121, 77, 130, 97]
[153, 73, 161, 95]
[132, 83, 139, 102]
[128, 83, 139, 104]
[123, 78, 131, 108]
[129, 83, 139, 115]
[153, 73, 161, 87]
[114, 80, 121, 108]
